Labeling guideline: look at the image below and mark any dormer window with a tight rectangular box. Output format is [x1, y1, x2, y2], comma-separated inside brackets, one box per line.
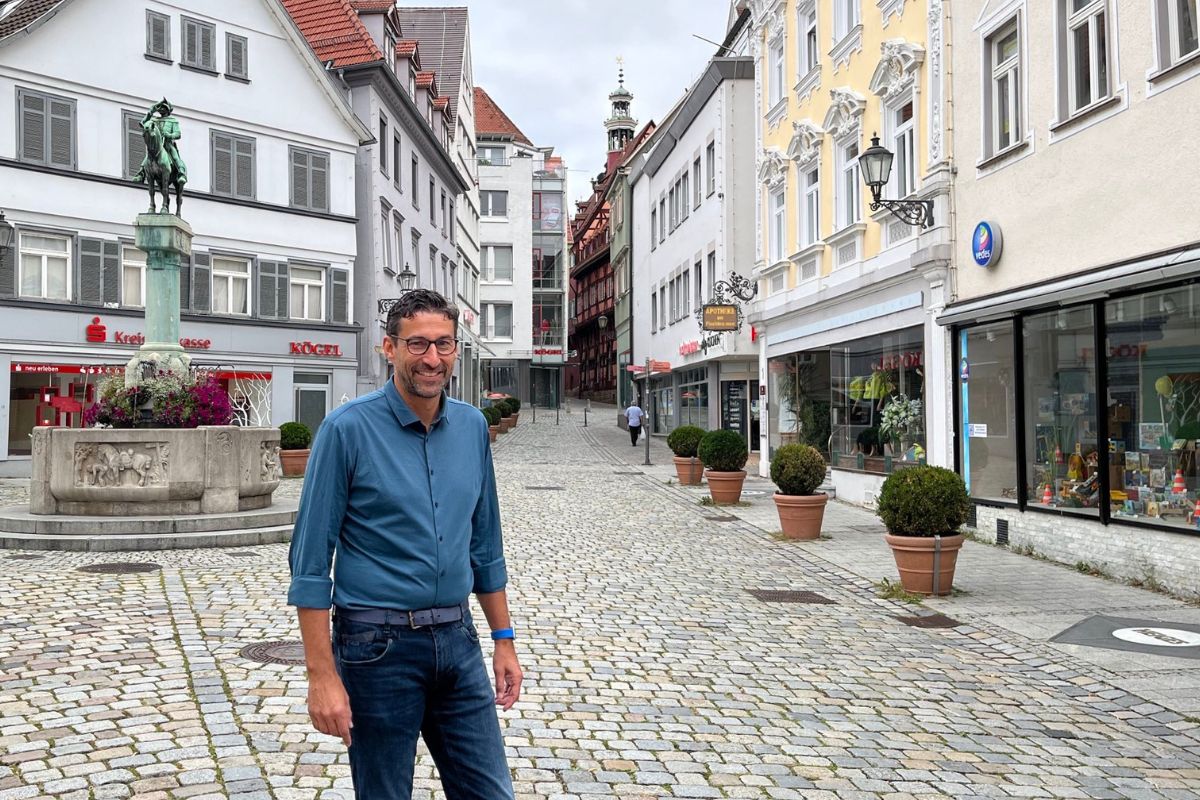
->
[427, 98, 434, 126]
[385, 30, 395, 71]
[409, 70, 416, 98]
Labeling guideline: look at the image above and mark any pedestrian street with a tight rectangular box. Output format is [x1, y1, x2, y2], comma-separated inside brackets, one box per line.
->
[2, 413, 1200, 799]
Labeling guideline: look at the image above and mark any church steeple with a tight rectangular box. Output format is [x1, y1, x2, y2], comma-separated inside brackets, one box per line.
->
[605, 59, 636, 154]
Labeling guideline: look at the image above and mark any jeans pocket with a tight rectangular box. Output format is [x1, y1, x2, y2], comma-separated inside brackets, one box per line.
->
[459, 620, 480, 643]
[335, 624, 392, 666]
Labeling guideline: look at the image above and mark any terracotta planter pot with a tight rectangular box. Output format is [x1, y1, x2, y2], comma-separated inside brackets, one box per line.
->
[488, 426, 499, 443]
[705, 470, 746, 504]
[884, 533, 965, 596]
[510, 413, 519, 426]
[279, 448, 310, 477]
[774, 492, 827, 540]
[672, 456, 704, 485]
[500, 417, 514, 431]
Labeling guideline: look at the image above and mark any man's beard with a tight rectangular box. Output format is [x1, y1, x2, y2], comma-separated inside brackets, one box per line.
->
[401, 367, 448, 398]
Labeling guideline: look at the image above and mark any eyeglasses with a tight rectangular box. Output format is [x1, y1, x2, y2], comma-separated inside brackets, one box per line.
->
[391, 336, 458, 356]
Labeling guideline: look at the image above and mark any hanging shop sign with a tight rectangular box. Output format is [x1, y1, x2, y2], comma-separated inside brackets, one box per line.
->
[971, 221, 1003, 268]
[701, 304, 738, 331]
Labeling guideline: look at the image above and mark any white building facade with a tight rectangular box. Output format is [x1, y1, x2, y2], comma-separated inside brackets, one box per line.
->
[0, 0, 369, 476]
[630, 58, 758, 450]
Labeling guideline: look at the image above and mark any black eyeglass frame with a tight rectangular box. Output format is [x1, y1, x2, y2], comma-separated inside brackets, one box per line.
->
[388, 335, 459, 356]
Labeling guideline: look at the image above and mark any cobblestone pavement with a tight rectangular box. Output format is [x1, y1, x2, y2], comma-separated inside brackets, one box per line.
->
[2, 415, 1200, 799]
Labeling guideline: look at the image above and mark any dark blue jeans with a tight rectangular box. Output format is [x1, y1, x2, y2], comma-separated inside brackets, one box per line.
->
[333, 613, 514, 800]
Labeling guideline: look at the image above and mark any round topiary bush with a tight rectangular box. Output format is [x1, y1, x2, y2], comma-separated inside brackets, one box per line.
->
[508, 397, 521, 412]
[495, 399, 513, 418]
[698, 429, 748, 472]
[279, 421, 312, 450]
[876, 465, 970, 537]
[770, 443, 825, 496]
[482, 406, 501, 427]
[667, 425, 705, 458]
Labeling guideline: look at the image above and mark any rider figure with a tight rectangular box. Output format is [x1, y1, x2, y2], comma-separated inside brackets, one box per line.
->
[134, 99, 187, 184]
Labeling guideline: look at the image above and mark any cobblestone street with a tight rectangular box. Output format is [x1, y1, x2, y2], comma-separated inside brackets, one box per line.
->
[2, 412, 1200, 799]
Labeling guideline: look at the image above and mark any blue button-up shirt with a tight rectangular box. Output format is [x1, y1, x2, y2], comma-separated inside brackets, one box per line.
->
[287, 381, 507, 611]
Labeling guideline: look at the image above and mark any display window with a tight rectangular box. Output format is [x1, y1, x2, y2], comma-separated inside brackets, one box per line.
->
[7, 364, 118, 455]
[678, 367, 709, 430]
[958, 322, 1018, 502]
[768, 351, 832, 458]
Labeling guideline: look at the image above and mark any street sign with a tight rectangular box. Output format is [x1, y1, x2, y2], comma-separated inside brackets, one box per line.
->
[702, 304, 738, 331]
[650, 360, 671, 372]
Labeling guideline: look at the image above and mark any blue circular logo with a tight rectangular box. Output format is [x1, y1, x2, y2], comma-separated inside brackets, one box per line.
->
[972, 221, 1002, 268]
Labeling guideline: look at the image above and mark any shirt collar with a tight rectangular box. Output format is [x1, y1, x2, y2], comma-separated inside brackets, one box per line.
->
[384, 379, 449, 430]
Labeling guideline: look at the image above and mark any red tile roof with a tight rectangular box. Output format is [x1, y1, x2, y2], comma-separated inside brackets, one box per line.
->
[474, 87, 532, 146]
[415, 70, 437, 90]
[396, 39, 419, 58]
[280, 0, 383, 69]
[433, 97, 449, 110]
[0, 0, 69, 42]
[348, 0, 394, 10]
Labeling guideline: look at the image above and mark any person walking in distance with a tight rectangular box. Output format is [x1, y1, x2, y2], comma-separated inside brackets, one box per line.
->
[625, 398, 644, 446]
[289, 289, 521, 799]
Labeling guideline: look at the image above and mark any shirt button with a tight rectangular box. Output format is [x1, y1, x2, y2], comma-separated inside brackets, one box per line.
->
[434, 502, 439, 508]
[440, 569, 446, 576]
[439, 536, 443, 542]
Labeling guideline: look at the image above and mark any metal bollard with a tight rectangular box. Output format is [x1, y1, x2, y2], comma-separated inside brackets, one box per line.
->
[532, 401, 536, 424]
[556, 404, 560, 425]
[583, 407, 588, 427]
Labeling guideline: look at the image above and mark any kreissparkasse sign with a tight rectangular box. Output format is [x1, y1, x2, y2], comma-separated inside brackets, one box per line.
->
[701, 303, 738, 331]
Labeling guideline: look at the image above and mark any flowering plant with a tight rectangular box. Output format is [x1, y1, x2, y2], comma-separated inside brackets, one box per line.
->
[83, 370, 233, 429]
[879, 394, 923, 444]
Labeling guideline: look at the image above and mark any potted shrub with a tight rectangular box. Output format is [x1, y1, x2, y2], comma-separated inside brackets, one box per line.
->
[495, 399, 514, 432]
[482, 406, 501, 442]
[667, 425, 705, 485]
[698, 428, 749, 504]
[279, 421, 313, 477]
[877, 465, 971, 596]
[770, 443, 827, 540]
[508, 397, 521, 425]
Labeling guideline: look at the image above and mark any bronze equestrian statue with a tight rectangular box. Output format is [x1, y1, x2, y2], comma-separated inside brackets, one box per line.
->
[134, 99, 187, 215]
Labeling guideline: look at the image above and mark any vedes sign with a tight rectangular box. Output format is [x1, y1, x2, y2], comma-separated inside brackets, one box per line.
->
[972, 221, 1003, 268]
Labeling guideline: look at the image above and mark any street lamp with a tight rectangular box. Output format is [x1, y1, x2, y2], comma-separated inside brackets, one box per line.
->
[858, 134, 934, 229]
[377, 263, 418, 316]
[0, 210, 14, 255]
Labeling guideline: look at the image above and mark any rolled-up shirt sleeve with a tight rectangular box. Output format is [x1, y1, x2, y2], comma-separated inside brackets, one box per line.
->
[470, 427, 507, 594]
[288, 422, 350, 608]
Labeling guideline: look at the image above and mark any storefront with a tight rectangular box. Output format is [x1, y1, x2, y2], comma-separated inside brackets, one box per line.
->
[0, 307, 358, 476]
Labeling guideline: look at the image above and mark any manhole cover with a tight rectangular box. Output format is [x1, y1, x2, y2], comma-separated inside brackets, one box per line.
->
[5, 554, 43, 560]
[524, 486, 565, 490]
[704, 515, 738, 522]
[896, 613, 962, 629]
[224, 551, 259, 558]
[239, 641, 307, 665]
[747, 589, 834, 604]
[77, 562, 161, 574]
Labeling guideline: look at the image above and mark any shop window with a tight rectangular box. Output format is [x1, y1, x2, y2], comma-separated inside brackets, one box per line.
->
[1104, 287, 1199, 529]
[958, 322, 1018, 503]
[1023, 306, 1100, 517]
[768, 352, 832, 459]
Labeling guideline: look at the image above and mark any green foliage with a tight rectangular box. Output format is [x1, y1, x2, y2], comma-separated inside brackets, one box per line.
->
[667, 425, 705, 458]
[279, 421, 312, 450]
[875, 578, 924, 604]
[876, 465, 970, 537]
[1175, 420, 1200, 439]
[698, 428, 748, 472]
[508, 397, 521, 412]
[482, 406, 501, 427]
[495, 399, 513, 418]
[770, 443, 826, 496]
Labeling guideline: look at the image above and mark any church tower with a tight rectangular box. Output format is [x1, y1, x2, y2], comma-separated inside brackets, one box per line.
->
[605, 63, 636, 156]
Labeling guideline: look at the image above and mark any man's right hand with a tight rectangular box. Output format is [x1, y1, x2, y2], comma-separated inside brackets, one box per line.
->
[307, 671, 353, 746]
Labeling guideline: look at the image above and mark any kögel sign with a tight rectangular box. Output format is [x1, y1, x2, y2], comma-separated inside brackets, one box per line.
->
[701, 304, 738, 331]
[290, 341, 344, 357]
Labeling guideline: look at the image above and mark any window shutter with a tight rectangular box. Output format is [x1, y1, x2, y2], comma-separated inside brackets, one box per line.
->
[212, 133, 233, 195]
[0, 238, 14, 298]
[330, 267, 349, 324]
[200, 23, 214, 69]
[257, 261, 278, 319]
[179, 253, 192, 311]
[291, 149, 309, 208]
[20, 91, 46, 163]
[147, 12, 169, 59]
[79, 238, 103, 305]
[234, 137, 254, 199]
[310, 153, 328, 212]
[124, 112, 146, 180]
[182, 18, 197, 65]
[227, 34, 247, 78]
[101, 241, 120, 306]
[275, 262, 289, 319]
[192, 252, 211, 313]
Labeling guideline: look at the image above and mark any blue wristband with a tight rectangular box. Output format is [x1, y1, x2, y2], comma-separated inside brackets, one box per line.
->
[490, 627, 515, 640]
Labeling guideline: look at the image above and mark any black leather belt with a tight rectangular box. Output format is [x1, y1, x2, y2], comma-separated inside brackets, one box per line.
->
[335, 600, 468, 629]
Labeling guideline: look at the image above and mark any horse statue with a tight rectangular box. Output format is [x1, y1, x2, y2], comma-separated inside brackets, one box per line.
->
[135, 99, 187, 215]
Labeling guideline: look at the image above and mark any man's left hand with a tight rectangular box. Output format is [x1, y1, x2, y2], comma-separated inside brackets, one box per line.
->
[492, 641, 522, 710]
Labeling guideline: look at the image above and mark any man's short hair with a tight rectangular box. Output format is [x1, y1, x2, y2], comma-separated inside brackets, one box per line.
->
[385, 289, 460, 338]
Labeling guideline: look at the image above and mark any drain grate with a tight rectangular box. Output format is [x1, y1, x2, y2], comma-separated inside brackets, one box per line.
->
[966, 504, 978, 528]
[524, 485, 565, 491]
[224, 551, 259, 558]
[747, 589, 835, 604]
[703, 515, 738, 522]
[896, 613, 962, 629]
[77, 562, 161, 575]
[239, 641, 307, 665]
[996, 518, 1010, 546]
[5, 554, 43, 560]
[613, 470, 643, 475]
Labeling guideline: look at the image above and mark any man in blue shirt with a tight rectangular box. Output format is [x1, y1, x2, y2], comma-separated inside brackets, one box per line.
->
[288, 289, 521, 799]
[625, 399, 644, 446]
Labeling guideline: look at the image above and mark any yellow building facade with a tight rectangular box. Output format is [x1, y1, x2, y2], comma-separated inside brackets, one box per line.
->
[746, 0, 953, 504]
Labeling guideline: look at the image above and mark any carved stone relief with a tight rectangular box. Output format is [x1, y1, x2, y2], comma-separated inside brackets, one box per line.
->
[787, 120, 825, 166]
[757, 148, 788, 190]
[823, 87, 867, 142]
[869, 39, 926, 100]
[260, 442, 281, 482]
[74, 442, 170, 488]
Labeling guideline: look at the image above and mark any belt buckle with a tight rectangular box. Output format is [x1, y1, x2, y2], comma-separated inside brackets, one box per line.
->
[407, 610, 418, 629]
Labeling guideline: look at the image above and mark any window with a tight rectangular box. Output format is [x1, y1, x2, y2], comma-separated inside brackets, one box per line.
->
[834, 0, 860, 41]
[181, 16, 215, 71]
[802, 167, 820, 246]
[18, 233, 70, 300]
[449, 201, 456, 243]
[483, 246, 513, 282]
[122, 246, 146, 308]
[411, 230, 421, 280]
[123, 110, 147, 180]
[481, 190, 508, 217]
[706, 252, 716, 299]
[668, 186, 676, 230]
[649, 209, 657, 250]
[769, 39, 785, 107]
[986, 21, 1021, 156]
[440, 190, 448, 235]
[651, 291, 658, 331]
[479, 145, 506, 165]
[429, 179, 436, 224]
[680, 174, 690, 221]
[294, 373, 330, 438]
[693, 158, 702, 208]
[411, 155, 419, 204]
[393, 214, 405, 274]
[211, 256, 250, 315]
[682, 271, 690, 316]
[289, 265, 324, 321]
[146, 10, 170, 60]
[381, 205, 394, 273]
[957, 322, 1017, 503]
[659, 287, 666, 329]
[891, 101, 915, 198]
[429, 245, 437, 286]
[17, 88, 75, 169]
[226, 33, 248, 80]
[393, 134, 402, 189]
[800, 6, 818, 73]
[669, 278, 677, 322]
[290, 147, 328, 212]
[1161, 0, 1200, 66]
[706, 142, 716, 195]
[379, 116, 389, 175]
[837, 142, 860, 228]
[212, 131, 255, 200]
[769, 188, 786, 263]
[659, 199, 666, 242]
[1062, 0, 1111, 115]
[694, 261, 702, 308]
[484, 303, 513, 339]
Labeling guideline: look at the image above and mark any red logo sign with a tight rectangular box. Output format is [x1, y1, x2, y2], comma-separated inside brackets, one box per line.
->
[86, 317, 107, 343]
[290, 341, 343, 357]
[533, 347, 563, 356]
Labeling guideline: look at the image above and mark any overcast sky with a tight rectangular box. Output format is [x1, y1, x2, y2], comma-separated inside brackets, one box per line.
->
[415, 1, 735, 204]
